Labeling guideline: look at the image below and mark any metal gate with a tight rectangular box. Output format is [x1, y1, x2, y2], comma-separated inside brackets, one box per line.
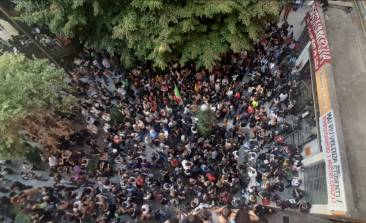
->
[304, 161, 328, 204]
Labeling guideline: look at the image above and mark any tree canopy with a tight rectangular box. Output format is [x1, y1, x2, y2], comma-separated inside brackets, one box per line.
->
[0, 53, 72, 159]
[15, 0, 281, 69]
[197, 109, 217, 137]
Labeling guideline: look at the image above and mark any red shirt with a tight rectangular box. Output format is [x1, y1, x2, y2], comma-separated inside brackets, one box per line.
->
[170, 159, 179, 167]
[136, 176, 144, 187]
[206, 173, 216, 182]
[247, 106, 254, 113]
[113, 135, 122, 144]
[262, 197, 270, 206]
[234, 92, 241, 99]
[274, 135, 285, 144]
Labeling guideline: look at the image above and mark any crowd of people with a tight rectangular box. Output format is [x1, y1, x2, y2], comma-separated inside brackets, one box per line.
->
[1, 21, 312, 223]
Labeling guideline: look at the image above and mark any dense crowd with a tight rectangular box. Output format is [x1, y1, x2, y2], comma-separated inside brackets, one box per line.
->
[2, 21, 311, 223]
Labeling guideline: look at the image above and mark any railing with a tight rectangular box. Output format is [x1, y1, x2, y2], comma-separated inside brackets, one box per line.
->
[304, 161, 328, 204]
[293, 80, 312, 114]
[284, 126, 316, 147]
[296, 26, 310, 56]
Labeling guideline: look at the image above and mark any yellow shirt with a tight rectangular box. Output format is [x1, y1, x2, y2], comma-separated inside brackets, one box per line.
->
[251, 100, 259, 108]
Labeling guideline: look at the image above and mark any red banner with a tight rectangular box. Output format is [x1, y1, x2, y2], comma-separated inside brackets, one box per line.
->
[305, 2, 332, 71]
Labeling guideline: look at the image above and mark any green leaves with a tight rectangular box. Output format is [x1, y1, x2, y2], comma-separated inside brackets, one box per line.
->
[15, 0, 280, 70]
[180, 18, 199, 33]
[72, 0, 85, 9]
[0, 53, 70, 159]
[110, 105, 124, 126]
[197, 109, 217, 137]
[131, 0, 163, 11]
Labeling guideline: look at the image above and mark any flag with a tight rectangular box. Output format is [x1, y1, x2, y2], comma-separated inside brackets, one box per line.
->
[174, 84, 181, 98]
[174, 84, 182, 105]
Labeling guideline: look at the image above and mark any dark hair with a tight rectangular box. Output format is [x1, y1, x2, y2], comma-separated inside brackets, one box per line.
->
[181, 215, 203, 223]
[199, 209, 211, 220]
[222, 208, 231, 218]
[257, 218, 269, 223]
[235, 209, 250, 223]
[168, 217, 180, 223]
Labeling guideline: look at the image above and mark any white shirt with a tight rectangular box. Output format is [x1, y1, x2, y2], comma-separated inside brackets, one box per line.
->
[117, 87, 126, 96]
[215, 83, 220, 91]
[291, 177, 301, 187]
[102, 58, 110, 68]
[226, 89, 233, 97]
[279, 93, 288, 102]
[182, 160, 192, 170]
[49, 156, 58, 167]
[141, 204, 150, 214]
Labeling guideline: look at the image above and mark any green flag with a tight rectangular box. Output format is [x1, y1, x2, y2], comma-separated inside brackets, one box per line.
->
[174, 84, 183, 105]
[174, 85, 181, 98]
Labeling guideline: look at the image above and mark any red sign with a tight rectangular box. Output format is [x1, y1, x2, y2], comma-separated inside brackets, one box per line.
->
[305, 2, 332, 71]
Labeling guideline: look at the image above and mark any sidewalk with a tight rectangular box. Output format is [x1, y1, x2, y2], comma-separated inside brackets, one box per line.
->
[0, 2, 77, 67]
[282, 1, 312, 40]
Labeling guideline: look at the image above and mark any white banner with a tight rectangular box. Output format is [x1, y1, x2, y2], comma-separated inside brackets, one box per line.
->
[319, 110, 347, 212]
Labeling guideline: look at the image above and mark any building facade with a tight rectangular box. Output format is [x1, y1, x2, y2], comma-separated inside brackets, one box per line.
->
[283, 1, 366, 222]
